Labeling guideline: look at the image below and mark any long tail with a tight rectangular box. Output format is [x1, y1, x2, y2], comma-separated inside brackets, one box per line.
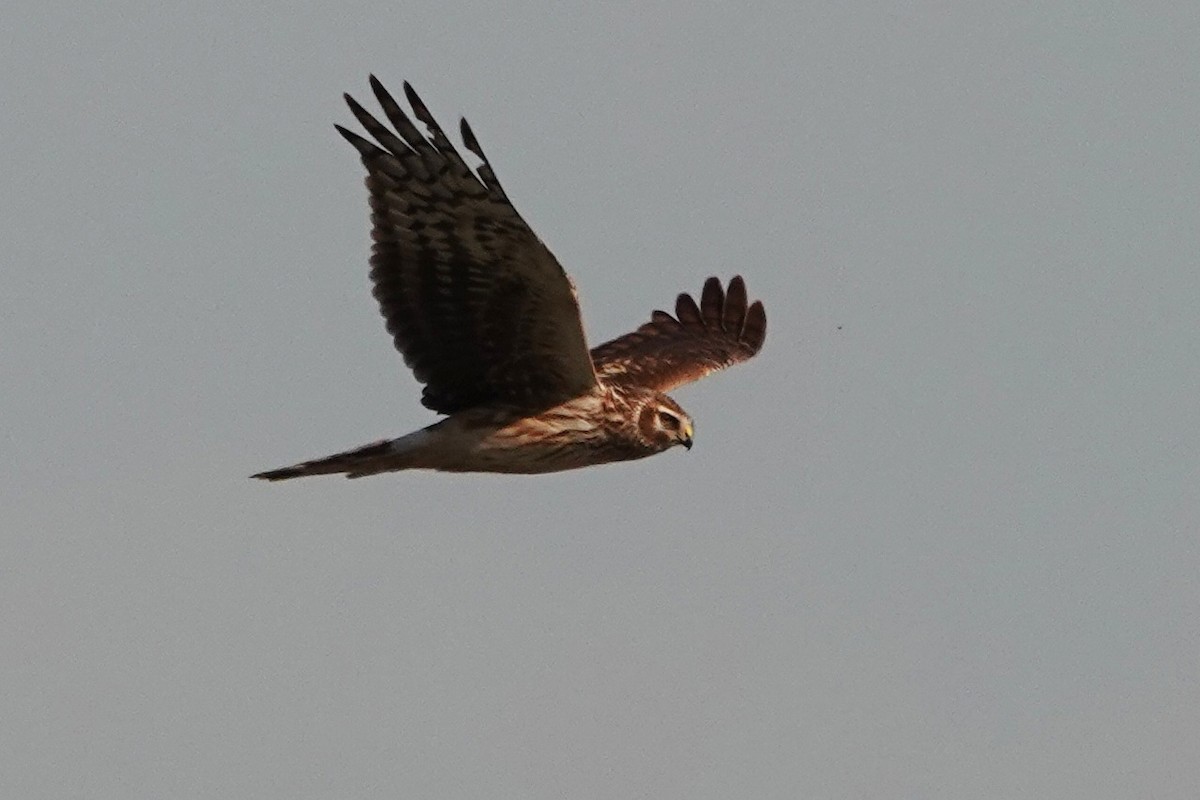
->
[252, 438, 411, 481]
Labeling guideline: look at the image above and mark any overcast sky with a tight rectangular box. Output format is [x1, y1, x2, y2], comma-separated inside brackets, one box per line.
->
[4, 2, 1198, 798]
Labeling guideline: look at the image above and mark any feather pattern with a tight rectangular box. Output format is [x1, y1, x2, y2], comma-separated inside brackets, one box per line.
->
[335, 76, 597, 414]
[590, 276, 766, 393]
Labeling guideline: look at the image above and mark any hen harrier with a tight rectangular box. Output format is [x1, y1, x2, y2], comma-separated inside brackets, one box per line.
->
[253, 77, 766, 480]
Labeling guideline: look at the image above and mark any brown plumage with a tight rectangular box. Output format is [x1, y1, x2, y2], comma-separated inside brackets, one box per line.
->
[253, 78, 767, 481]
[592, 276, 766, 392]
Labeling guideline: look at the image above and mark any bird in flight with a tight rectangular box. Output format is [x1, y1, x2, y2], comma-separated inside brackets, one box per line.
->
[253, 77, 766, 480]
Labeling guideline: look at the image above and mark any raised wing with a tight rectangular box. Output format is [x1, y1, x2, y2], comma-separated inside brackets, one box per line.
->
[591, 276, 766, 393]
[335, 77, 598, 414]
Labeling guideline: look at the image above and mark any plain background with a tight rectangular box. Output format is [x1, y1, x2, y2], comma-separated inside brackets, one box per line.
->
[4, 2, 1198, 798]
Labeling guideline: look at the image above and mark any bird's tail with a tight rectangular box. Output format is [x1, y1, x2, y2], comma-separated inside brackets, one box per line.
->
[252, 437, 414, 481]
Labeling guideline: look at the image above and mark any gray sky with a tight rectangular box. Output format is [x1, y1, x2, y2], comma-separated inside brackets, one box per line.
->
[4, 2, 1198, 798]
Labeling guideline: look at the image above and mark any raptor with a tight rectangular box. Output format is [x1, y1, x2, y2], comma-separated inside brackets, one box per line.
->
[254, 78, 766, 480]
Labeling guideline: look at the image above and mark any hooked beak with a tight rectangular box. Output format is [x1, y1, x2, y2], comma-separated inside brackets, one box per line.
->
[680, 421, 694, 450]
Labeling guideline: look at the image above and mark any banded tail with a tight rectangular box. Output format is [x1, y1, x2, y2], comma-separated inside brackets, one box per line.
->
[252, 437, 413, 481]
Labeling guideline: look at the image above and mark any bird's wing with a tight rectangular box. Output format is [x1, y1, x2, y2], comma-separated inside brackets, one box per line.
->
[590, 276, 766, 393]
[336, 77, 598, 414]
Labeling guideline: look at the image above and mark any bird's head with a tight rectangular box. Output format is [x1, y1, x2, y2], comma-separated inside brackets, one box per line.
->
[636, 394, 694, 452]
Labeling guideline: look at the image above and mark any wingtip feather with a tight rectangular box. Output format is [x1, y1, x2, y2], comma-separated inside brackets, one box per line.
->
[403, 81, 430, 121]
[699, 277, 724, 329]
[460, 117, 481, 153]
[722, 275, 749, 333]
[675, 292, 703, 325]
[744, 300, 767, 352]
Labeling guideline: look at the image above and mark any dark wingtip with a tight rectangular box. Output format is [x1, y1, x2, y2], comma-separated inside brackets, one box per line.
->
[699, 277, 724, 328]
[721, 275, 749, 333]
[333, 123, 376, 158]
[343, 91, 373, 122]
[460, 117, 480, 153]
[403, 81, 428, 117]
[674, 291, 703, 326]
[743, 300, 767, 352]
[369, 74, 400, 110]
[340, 93, 383, 150]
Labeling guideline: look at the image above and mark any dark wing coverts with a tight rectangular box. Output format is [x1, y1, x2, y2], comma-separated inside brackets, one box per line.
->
[336, 77, 597, 414]
[591, 276, 766, 393]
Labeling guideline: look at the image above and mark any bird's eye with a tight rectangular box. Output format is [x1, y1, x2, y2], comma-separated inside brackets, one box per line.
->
[657, 411, 680, 431]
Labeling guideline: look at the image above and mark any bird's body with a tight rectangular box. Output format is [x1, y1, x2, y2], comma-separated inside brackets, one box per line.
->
[257, 384, 691, 479]
[254, 78, 765, 481]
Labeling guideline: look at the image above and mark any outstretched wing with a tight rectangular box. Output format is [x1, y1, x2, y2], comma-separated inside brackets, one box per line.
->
[591, 276, 766, 393]
[336, 77, 598, 414]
